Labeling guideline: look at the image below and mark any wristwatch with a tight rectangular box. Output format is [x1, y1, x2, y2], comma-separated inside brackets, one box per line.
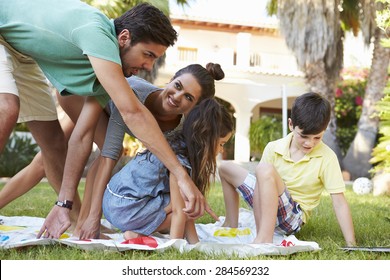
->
[54, 200, 73, 210]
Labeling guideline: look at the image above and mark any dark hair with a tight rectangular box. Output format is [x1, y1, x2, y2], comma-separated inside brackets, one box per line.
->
[182, 98, 234, 195]
[172, 63, 225, 102]
[290, 92, 331, 134]
[114, 3, 177, 47]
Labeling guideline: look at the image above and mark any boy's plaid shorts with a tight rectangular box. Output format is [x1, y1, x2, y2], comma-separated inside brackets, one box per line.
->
[237, 173, 303, 235]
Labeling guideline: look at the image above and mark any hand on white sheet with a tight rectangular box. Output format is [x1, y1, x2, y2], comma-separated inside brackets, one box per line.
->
[37, 206, 71, 239]
[78, 217, 100, 240]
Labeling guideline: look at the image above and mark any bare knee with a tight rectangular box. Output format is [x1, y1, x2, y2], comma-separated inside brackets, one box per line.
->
[255, 162, 277, 181]
[28, 120, 67, 153]
[0, 94, 19, 125]
[0, 93, 19, 108]
[0, 94, 19, 150]
[218, 161, 235, 178]
[30, 152, 45, 174]
[218, 161, 248, 187]
[254, 162, 286, 195]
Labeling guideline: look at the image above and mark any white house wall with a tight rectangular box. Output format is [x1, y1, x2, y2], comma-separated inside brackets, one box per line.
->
[215, 80, 306, 161]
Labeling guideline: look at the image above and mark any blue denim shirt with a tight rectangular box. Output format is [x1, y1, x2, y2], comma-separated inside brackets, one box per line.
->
[102, 135, 191, 235]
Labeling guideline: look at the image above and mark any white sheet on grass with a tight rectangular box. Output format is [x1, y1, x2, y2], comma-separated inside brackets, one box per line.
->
[0, 208, 320, 257]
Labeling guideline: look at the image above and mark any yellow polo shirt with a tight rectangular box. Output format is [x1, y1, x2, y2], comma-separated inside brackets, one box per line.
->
[260, 133, 345, 223]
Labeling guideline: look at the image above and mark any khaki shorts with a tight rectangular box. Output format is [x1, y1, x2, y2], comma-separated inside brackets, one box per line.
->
[0, 35, 57, 123]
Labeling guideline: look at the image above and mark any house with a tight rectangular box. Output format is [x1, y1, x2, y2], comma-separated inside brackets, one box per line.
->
[155, 0, 372, 162]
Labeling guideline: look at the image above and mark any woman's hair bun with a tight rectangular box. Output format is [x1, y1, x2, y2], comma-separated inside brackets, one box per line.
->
[206, 62, 225, 81]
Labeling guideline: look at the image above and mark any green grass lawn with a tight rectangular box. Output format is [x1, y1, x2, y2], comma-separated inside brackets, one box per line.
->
[0, 180, 389, 260]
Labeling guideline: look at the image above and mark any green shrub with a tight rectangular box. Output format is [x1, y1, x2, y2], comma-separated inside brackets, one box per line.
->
[249, 114, 283, 159]
[0, 131, 39, 177]
[370, 83, 390, 175]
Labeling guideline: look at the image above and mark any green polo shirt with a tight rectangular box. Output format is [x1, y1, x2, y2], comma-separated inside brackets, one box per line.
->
[260, 133, 346, 223]
[0, 0, 121, 107]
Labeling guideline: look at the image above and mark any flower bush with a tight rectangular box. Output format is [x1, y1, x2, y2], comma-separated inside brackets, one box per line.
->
[248, 67, 368, 159]
[335, 67, 368, 155]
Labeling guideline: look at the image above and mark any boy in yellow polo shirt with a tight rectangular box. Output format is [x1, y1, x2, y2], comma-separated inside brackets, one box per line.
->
[219, 92, 356, 246]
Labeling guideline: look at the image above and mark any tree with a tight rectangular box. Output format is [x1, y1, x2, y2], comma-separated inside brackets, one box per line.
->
[369, 0, 390, 175]
[343, 27, 390, 179]
[268, 0, 345, 165]
[342, 0, 390, 179]
[267, 0, 390, 178]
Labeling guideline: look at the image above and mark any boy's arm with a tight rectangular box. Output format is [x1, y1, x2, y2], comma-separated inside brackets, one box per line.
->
[88, 56, 211, 220]
[330, 192, 356, 246]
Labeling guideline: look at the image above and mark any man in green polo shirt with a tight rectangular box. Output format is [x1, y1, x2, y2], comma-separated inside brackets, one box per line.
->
[0, 0, 214, 239]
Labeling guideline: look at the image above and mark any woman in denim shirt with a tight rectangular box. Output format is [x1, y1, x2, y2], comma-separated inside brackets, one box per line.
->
[102, 98, 234, 243]
[76, 63, 225, 239]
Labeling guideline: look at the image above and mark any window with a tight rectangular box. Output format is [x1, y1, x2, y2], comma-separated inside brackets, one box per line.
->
[250, 52, 261, 67]
[178, 47, 198, 62]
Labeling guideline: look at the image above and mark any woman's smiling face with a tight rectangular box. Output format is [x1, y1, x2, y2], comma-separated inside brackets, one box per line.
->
[160, 73, 202, 116]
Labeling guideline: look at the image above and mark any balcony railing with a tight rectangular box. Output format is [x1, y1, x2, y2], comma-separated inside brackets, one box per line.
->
[174, 47, 299, 73]
[178, 47, 198, 62]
